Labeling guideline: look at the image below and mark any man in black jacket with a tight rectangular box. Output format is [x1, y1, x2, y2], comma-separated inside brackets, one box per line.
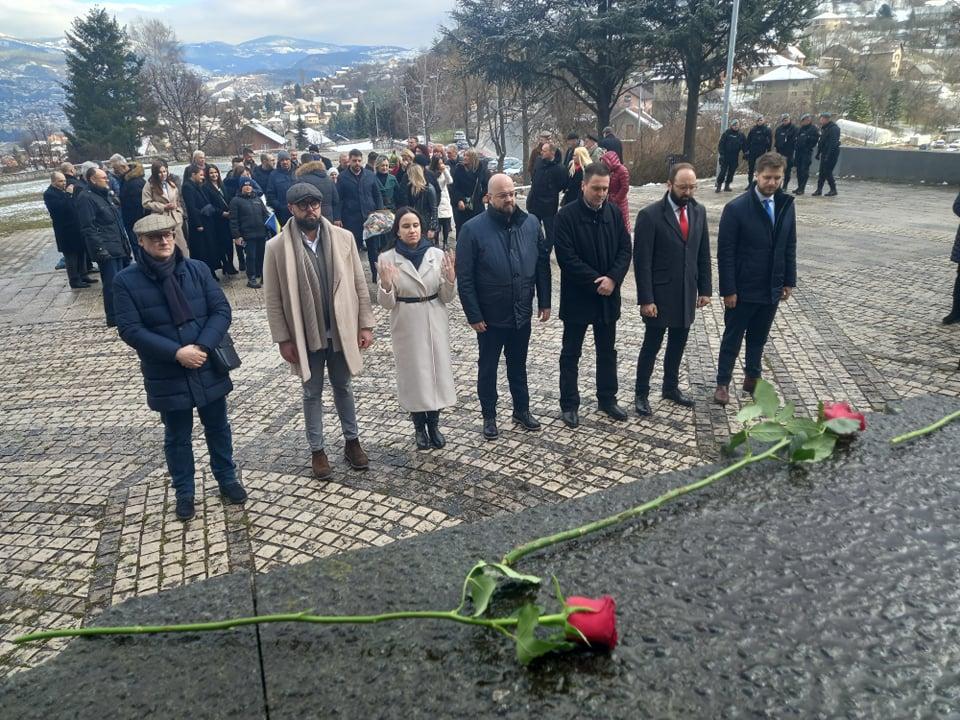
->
[44, 171, 95, 289]
[76, 167, 133, 326]
[813, 112, 841, 197]
[714, 152, 797, 405]
[553, 163, 632, 427]
[792, 114, 820, 195]
[456, 173, 551, 440]
[526, 141, 568, 253]
[295, 158, 341, 223]
[633, 163, 712, 416]
[182, 164, 214, 274]
[600, 126, 624, 163]
[715, 120, 746, 192]
[775, 114, 799, 188]
[745, 116, 773, 187]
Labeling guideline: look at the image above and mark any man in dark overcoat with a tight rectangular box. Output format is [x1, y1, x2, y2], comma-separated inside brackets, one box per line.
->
[792, 114, 820, 195]
[745, 116, 773, 187]
[714, 152, 797, 405]
[715, 120, 746, 192]
[44, 171, 95, 289]
[633, 163, 712, 416]
[553, 162, 633, 427]
[813, 112, 841, 197]
[774, 114, 799, 188]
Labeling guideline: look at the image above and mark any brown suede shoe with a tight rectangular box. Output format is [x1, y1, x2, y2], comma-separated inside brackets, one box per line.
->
[344, 438, 369, 470]
[714, 385, 730, 405]
[311, 450, 332, 480]
[742, 376, 758, 395]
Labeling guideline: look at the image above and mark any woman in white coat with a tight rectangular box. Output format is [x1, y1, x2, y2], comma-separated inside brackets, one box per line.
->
[377, 207, 457, 450]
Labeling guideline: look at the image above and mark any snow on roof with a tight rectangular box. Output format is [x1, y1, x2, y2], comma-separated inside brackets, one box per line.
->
[611, 106, 663, 131]
[753, 66, 819, 83]
[246, 122, 286, 145]
[784, 44, 806, 61]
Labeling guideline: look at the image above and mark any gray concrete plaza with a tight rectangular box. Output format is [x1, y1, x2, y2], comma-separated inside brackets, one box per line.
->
[1, 177, 958, 678]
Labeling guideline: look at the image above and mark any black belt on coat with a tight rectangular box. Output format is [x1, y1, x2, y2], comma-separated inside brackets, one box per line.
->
[395, 293, 439, 303]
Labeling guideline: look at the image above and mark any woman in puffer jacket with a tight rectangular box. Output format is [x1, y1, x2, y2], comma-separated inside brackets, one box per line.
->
[601, 150, 630, 228]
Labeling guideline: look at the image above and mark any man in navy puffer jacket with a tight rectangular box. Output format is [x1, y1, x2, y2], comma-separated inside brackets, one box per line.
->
[113, 213, 248, 521]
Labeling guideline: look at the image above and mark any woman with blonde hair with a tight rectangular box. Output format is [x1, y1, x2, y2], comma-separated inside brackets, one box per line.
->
[450, 148, 489, 234]
[142, 160, 188, 256]
[402, 163, 438, 242]
[562, 146, 593, 206]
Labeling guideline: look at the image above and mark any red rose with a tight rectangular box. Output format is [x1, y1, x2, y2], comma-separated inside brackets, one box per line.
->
[565, 595, 618, 649]
[822, 401, 867, 432]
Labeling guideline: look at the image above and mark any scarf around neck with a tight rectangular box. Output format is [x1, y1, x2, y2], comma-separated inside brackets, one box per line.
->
[394, 235, 432, 270]
[140, 250, 195, 327]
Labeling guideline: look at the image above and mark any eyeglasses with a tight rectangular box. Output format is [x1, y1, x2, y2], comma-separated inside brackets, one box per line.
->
[295, 200, 322, 210]
[142, 231, 174, 243]
[492, 191, 516, 200]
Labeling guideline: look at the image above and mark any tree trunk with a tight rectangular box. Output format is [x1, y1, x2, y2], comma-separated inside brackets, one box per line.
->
[520, 87, 530, 183]
[682, 74, 701, 163]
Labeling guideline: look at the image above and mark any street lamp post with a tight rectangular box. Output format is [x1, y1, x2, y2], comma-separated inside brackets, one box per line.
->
[718, 0, 742, 178]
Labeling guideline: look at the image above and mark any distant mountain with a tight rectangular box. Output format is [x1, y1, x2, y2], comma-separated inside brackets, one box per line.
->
[0, 33, 411, 139]
[182, 36, 413, 78]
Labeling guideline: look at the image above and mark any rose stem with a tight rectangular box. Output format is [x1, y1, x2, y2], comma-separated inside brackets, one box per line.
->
[889, 409, 960, 445]
[14, 610, 569, 645]
[500, 437, 791, 568]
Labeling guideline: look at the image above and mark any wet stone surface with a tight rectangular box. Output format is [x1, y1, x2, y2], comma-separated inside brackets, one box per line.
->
[0, 177, 958, 683]
[0, 395, 957, 718]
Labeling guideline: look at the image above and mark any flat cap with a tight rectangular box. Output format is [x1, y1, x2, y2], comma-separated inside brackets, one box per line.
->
[277, 150, 291, 161]
[286, 182, 323, 205]
[133, 213, 177, 235]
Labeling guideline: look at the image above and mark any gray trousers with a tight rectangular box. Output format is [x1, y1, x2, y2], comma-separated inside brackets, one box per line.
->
[303, 347, 358, 451]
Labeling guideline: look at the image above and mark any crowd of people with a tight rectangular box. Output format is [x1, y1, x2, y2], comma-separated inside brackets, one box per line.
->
[39, 121, 958, 523]
[716, 111, 841, 197]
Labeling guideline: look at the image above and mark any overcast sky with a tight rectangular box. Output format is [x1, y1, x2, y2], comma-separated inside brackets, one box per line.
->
[1, 0, 455, 47]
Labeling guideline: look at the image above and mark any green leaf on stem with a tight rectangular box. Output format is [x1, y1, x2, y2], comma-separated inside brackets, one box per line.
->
[786, 417, 821, 440]
[468, 572, 498, 617]
[551, 575, 565, 607]
[749, 421, 789, 442]
[799, 432, 836, 462]
[736, 404, 764, 423]
[725, 429, 749, 453]
[776, 402, 796, 422]
[514, 604, 574, 665]
[753, 379, 781, 419]
[790, 447, 816, 462]
[479, 562, 541, 586]
[824, 418, 861, 436]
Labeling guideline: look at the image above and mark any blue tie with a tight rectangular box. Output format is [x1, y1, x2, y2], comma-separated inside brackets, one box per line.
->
[764, 198, 775, 225]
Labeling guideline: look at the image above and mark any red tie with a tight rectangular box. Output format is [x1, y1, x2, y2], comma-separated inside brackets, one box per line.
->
[678, 205, 688, 242]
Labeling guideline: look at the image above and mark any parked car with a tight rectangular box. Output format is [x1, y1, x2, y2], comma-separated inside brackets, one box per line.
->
[949, 141, 960, 150]
[932, 139, 946, 149]
[485, 156, 523, 177]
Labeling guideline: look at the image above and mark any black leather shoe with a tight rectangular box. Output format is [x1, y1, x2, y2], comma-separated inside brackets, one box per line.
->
[723, 185, 732, 192]
[634, 396, 652, 416]
[80, 276, 98, 283]
[943, 312, 960, 325]
[482, 417, 498, 440]
[425, 410, 446, 449]
[413, 413, 430, 450]
[825, 189, 838, 197]
[512, 410, 542, 431]
[175, 496, 195, 521]
[69, 281, 91, 289]
[560, 410, 579, 428]
[599, 402, 628, 422]
[811, 189, 823, 196]
[662, 389, 695, 407]
[220, 482, 247, 505]
[792, 188, 804, 195]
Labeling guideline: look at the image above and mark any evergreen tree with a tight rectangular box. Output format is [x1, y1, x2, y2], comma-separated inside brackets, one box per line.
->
[294, 83, 303, 99]
[62, 8, 144, 160]
[296, 111, 308, 149]
[845, 88, 872, 123]
[354, 99, 370, 138]
[265, 93, 277, 113]
[884, 86, 903, 123]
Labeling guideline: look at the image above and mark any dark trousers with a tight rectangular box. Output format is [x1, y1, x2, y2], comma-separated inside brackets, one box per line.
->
[635, 325, 690, 397]
[160, 396, 236, 499]
[950, 266, 960, 315]
[64, 252, 85, 286]
[795, 156, 813, 191]
[438, 217, 452, 249]
[541, 214, 557, 253]
[99, 255, 131, 326]
[716, 160, 736, 189]
[344, 213, 365, 252]
[244, 237, 266, 280]
[716, 301, 779, 386]
[477, 324, 531, 418]
[781, 155, 794, 187]
[817, 158, 837, 192]
[559, 321, 618, 411]
[747, 156, 760, 185]
[366, 233, 383, 282]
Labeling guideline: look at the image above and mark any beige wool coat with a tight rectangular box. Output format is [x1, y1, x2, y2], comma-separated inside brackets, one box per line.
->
[142, 180, 189, 257]
[263, 216, 375, 382]
[377, 247, 457, 412]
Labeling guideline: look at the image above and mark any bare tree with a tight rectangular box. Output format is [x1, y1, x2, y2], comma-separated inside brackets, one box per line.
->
[402, 53, 450, 142]
[130, 19, 220, 160]
[22, 113, 55, 168]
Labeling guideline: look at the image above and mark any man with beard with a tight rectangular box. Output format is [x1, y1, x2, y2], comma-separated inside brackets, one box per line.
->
[813, 112, 841, 197]
[792, 114, 820, 195]
[714, 153, 796, 405]
[263, 184, 376, 479]
[456, 174, 551, 440]
[253, 153, 275, 190]
[774, 114, 798, 188]
[633, 163, 712, 416]
[266, 151, 297, 226]
[553, 162, 633, 428]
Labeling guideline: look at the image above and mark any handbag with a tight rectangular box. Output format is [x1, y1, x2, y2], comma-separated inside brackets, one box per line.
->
[462, 175, 480, 212]
[210, 332, 242, 374]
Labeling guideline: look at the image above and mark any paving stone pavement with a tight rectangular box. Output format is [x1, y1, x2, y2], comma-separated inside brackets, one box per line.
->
[1, 177, 958, 678]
